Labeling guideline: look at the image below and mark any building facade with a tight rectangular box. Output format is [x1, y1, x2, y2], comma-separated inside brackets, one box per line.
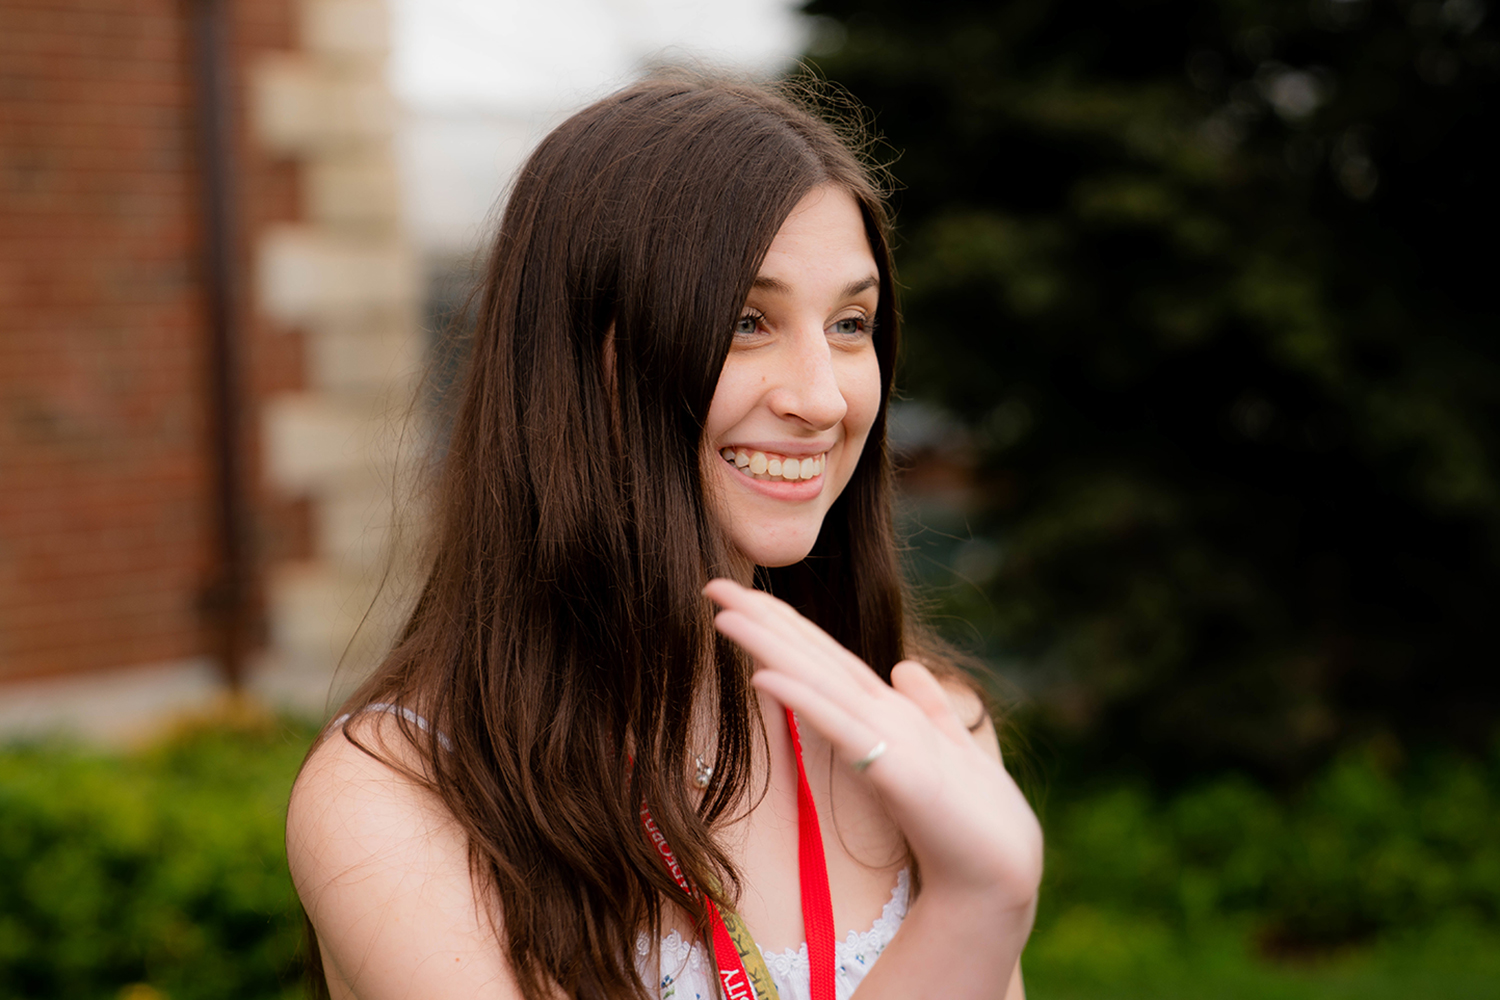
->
[0, 0, 421, 739]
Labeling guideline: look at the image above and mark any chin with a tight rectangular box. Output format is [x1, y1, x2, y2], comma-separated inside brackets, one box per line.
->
[734, 533, 820, 569]
[752, 552, 811, 569]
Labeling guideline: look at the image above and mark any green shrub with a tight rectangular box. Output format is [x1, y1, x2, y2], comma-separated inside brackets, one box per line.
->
[0, 718, 315, 1000]
[1037, 743, 1500, 948]
[3, 718, 1495, 998]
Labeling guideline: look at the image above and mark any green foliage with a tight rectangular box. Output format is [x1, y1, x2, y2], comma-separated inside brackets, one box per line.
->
[1024, 915, 1500, 1000]
[2, 724, 1497, 997]
[0, 720, 315, 1000]
[806, 0, 1500, 777]
[1020, 742, 1500, 996]
[1033, 741, 1500, 970]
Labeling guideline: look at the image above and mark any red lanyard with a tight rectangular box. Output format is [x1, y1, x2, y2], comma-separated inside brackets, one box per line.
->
[639, 708, 836, 1000]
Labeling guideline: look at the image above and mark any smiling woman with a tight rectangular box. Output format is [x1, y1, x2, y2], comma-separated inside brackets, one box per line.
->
[285, 73, 1041, 1000]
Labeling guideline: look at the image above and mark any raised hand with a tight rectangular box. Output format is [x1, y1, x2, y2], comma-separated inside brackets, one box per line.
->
[703, 578, 1043, 917]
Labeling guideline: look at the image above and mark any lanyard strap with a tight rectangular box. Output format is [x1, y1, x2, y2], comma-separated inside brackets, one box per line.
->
[786, 708, 836, 1000]
[639, 707, 836, 1000]
[639, 803, 774, 1000]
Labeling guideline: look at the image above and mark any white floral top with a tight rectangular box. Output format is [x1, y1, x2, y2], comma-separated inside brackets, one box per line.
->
[635, 869, 910, 1000]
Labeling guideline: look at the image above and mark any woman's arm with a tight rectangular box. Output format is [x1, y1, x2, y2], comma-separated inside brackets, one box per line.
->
[705, 580, 1043, 1000]
[286, 720, 526, 1000]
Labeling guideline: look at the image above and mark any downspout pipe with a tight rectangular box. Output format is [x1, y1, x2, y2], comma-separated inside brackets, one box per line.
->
[190, 0, 249, 691]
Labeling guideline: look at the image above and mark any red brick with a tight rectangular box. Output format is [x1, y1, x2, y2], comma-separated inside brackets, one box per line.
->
[0, 0, 304, 683]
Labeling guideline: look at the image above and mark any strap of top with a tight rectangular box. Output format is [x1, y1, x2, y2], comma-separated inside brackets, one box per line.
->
[331, 702, 453, 752]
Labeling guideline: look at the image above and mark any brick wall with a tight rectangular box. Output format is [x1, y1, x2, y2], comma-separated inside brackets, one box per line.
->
[0, 0, 305, 683]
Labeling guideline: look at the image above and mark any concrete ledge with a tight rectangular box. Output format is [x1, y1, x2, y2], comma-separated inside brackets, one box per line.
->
[0, 659, 224, 746]
[247, 651, 353, 720]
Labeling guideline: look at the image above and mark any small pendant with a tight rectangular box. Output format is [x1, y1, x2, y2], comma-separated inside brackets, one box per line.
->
[693, 755, 713, 789]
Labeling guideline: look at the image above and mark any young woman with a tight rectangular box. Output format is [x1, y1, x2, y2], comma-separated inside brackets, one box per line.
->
[286, 74, 1042, 1000]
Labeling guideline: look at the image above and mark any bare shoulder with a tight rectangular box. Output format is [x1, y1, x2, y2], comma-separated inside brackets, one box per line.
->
[287, 714, 522, 1000]
[287, 715, 452, 898]
[936, 675, 1003, 763]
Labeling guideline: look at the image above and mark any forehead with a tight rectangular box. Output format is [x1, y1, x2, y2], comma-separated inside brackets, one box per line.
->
[755, 185, 877, 284]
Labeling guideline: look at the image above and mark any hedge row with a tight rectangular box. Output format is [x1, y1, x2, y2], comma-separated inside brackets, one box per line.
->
[1038, 743, 1500, 946]
[0, 717, 313, 1000]
[3, 720, 1497, 998]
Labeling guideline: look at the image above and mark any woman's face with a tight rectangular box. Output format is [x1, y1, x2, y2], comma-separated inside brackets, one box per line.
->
[702, 184, 883, 568]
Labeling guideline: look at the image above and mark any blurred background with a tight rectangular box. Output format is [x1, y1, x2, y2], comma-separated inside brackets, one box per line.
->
[2, 0, 1497, 997]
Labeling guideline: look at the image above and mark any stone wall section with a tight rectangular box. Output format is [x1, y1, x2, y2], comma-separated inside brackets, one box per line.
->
[249, 0, 423, 710]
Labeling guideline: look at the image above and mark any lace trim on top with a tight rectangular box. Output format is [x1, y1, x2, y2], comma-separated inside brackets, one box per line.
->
[638, 868, 911, 1000]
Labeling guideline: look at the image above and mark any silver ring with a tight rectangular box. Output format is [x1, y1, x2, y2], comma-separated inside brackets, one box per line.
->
[852, 740, 887, 772]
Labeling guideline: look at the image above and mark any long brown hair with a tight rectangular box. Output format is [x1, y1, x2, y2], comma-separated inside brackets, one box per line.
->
[321, 73, 927, 1000]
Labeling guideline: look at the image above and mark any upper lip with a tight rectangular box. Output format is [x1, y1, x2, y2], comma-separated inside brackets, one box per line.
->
[721, 442, 835, 458]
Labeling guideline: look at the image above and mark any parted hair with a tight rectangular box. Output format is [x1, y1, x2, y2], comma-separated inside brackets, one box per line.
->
[312, 72, 948, 1000]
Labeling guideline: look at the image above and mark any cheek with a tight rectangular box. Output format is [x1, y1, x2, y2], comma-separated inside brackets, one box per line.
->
[702, 356, 756, 442]
[840, 352, 884, 445]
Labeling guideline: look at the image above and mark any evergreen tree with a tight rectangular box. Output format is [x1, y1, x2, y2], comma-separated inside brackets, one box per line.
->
[803, 0, 1500, 780]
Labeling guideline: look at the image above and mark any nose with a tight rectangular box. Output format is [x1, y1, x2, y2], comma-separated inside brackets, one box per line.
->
[767, 323, 849, 431]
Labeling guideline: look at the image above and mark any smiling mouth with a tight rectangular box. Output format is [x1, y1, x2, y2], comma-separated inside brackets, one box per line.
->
[719, 447, 826, 483]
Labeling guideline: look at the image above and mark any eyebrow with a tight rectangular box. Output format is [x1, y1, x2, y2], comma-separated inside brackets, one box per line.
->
[751, 274, 880, 299]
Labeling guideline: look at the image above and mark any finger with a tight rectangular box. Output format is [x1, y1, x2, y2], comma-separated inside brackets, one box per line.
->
[890, 660, 971, 747]
[704, 579, 852, 661]
[749, 670, 884, 768]
[705, 580, 884, 693]
[706, 581, 880, 688]
[713, 609, 882, 708]
[706, 580, 855, 664]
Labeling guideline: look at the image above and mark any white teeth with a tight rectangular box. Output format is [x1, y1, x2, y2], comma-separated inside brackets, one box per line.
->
[720, 449, 826, 483]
